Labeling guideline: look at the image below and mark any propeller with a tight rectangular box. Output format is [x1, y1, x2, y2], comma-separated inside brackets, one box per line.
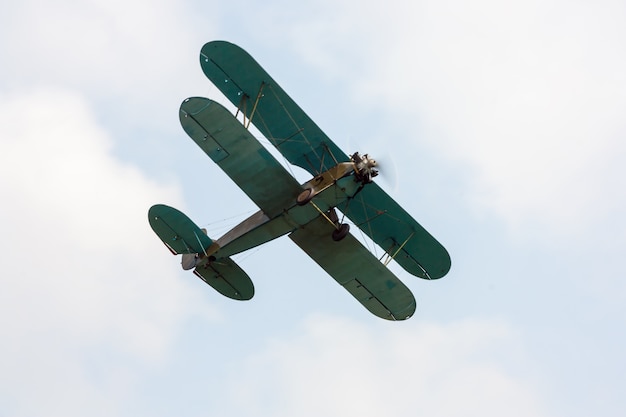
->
[373, 152, 400, 195]
[350, 152, 378, 183]
[349, 150, 399, 194]
[344, 134, 400, 194]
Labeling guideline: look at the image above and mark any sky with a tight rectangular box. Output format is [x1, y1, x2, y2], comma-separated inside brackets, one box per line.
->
[1, 0, 625, 416]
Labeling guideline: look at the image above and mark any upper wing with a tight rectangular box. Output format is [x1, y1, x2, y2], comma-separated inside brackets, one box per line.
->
[197, 42, 450, 280]
[180, 97, 303, 218]
[200, 40, 348, 175]
[337, 183, 451, 280]
[290, 216, 416, 320]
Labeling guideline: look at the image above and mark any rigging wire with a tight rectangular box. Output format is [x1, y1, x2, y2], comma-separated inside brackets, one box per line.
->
[199, 209, 257, 236]
[233, 247, 263, 264]
[254, 133, 300, 180]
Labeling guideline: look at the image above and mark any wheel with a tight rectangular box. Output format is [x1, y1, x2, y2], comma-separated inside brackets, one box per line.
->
[332, 223, 350, 241]
[296, 188, 314, 205]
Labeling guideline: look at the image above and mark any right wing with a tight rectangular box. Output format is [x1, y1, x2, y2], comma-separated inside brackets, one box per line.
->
[180, 97, 303, 218]
[289, 216, 416, 320]
[337, 182, 451, 280]
[200, 40, 349, 175]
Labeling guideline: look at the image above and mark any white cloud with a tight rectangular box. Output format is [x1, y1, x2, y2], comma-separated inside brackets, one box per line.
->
[369, 1, 626, 239]
[1, 0, 199, 90]
[223, 314, 549, 417]
[0, 0, 222, 136]
[387, 1, 626, 237]
[0, 88, 218, 415]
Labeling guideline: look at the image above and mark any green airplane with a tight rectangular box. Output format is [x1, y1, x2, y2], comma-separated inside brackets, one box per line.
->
[149, 41, 450, 320]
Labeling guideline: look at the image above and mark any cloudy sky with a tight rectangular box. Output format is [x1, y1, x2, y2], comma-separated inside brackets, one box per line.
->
[1, 0, 625, 415]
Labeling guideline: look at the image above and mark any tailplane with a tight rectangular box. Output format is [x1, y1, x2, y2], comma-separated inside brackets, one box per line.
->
[148, 204, 216, 256]
[148, 204, 254, 300]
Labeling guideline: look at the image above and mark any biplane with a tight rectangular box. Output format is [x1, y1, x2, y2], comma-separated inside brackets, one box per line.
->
[148, 41, 450, 320]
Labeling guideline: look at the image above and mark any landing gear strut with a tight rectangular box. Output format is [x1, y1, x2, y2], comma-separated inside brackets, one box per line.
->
[298, 194, 350, 241]
[328, 208, 349, 241]
[332, 223, 350, 241]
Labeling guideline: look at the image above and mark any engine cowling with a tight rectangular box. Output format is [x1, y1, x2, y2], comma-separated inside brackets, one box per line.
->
[351, 152, 378, 183]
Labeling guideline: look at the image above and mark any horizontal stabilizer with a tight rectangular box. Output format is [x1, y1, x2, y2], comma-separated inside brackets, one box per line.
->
[148, 204, 214, 255]
[194, 258, 254, 300]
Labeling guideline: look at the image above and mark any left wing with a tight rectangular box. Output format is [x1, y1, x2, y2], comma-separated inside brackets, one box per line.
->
[289, 216, 416, 320]
[180, 97, 303, 218]
[200, 40, 348, 175]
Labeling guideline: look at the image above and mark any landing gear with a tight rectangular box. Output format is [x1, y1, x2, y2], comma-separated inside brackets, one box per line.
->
[324, 208, 349, 241]
[332, 223, 350, 241]
[327, 208, 339, 224]
[296, 188, 314, 205]
[299, 198, 350, 241]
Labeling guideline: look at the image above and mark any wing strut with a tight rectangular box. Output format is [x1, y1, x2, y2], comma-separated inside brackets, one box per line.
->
[310, 142, 341, 177]
[380, 231, 416, 266]
[246, 82, 265, 129]
[274, 128, 305, 147]
[264, 83, 329, 172]
[303, 153, 321, 176]
[323, 142, 340, 166]
[235, 82, 266, 129]
[308, 200, 341, 231]
[194, 231, 210, 257]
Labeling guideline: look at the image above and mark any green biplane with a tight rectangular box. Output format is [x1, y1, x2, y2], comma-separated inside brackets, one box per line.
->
[149, 41, 450, 320]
